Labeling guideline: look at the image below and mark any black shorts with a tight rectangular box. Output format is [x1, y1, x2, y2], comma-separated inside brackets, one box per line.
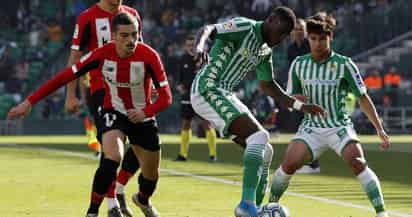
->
[95, 109, 160, 151]
[86, 89, 105, 121]
[181, 102, 196, 119]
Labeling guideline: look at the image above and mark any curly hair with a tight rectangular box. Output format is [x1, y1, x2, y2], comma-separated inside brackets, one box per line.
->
[306, 12, 336, 35]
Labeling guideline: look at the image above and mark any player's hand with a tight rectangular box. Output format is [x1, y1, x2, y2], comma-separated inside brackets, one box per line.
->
[65, 95, 81, 114]
[301, 103, 327, 117]
[293, 94, 308, 103]
[193, 49, 209, 66]
[377, 129, 390, 150]
[7, 100, 32, 119]
[127, 109, 146, 123]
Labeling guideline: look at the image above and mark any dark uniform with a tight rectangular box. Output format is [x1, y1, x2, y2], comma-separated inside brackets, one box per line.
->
[179, 53, 199, 119]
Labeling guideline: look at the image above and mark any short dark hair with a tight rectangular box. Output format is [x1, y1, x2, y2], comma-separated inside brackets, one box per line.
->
[272, 6, 296, 34]
[111, 12, 138, 32]
[306, 12, 336, 35]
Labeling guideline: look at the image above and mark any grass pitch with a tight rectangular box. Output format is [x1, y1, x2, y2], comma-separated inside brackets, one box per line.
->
[0, 134, 411, 217]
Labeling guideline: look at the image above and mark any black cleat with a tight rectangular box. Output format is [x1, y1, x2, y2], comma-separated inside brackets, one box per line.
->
[117, 193, 133, 217]
[108, 207, 123, 217]
[174, 155, 187, 162]
[209, 155, 217, 162]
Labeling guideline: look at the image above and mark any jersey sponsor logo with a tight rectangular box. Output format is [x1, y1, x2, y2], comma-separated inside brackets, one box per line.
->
[73, 24, 79, 39]
[303, 79, 339, 86]
[130, 61, 145, 88]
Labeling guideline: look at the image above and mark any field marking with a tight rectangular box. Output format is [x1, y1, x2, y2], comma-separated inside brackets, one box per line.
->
[2, 144, 411, 217]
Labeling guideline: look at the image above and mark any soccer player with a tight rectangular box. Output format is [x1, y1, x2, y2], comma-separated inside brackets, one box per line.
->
[191, 6, 325, 217]
[175, 35, 217, 162]
[8, 12, 171, 217]
[65, 0, 143, 216]
[287, 18, 321, 174]
[269, 12, 390, 217]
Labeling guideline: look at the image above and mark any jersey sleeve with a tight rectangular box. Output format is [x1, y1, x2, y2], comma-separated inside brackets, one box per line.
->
[214, 18, 252, 42]
[256, 54, 273, 81]
[71, 12, 91, 52]
[286, 58, 303, 94]
[27, 50, 101, 105]
[344, 58, 367, 97]
[142, 48, 172, 117]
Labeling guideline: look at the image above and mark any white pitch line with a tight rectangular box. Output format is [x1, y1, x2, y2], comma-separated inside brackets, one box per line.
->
[2, 144, 412, 217]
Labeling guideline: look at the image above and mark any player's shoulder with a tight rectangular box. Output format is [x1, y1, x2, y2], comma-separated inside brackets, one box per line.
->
[93, 42, 115, 55]
[78, 4, 99, 19]
[294, 54, 311, 63]
[136, 42, 159, 57]
[332, 52, 354, 64]
[215, 17, 254, 33]
[120, 5, 139, 16]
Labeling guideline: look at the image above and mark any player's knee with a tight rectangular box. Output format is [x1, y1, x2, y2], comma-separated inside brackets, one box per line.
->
[121, 147, 139, 173]
[350, 157, 367, 174]
[244, 144, 265, 166]
[138, 173, 158, 197]
[246, 129, 270, 145]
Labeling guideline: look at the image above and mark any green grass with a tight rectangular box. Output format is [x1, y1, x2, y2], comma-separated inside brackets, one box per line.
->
[0, 135, 411, 217]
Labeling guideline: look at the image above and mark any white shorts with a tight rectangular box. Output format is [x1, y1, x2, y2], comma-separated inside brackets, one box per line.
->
[190, 88, 257, 137]
[292, 126, 360, 160]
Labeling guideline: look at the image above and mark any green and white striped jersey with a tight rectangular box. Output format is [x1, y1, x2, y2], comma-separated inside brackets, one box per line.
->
[192, 17, 273, 94]
[287, 52, 367, 128]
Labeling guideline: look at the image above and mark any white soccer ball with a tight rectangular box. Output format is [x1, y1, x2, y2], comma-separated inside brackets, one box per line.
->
[259, 202, 290, 217]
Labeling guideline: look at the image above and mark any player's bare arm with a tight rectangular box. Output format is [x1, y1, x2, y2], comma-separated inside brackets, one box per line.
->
[65, 50, 83, 113]
[259, 80, 326, 116]
[358, 94, 390, 150]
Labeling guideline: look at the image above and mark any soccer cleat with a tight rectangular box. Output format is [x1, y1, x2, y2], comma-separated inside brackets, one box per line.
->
[174, 155, 187, 162]
[209, 155, 217, 162]
[108, 207, 123, 217]
[85, 213, 98, 217]
[295, 165, 320, 174]
[132, 193, 160, 217]
[377, 211, 389, 217]
[234, 201, 258, 217]
[116, 193, 133, 217]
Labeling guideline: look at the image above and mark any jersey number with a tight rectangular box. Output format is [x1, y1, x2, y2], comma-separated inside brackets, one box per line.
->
[104, 113, 117, 127]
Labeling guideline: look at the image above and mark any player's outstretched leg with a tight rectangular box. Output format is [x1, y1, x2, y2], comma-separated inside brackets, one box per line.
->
[255, 143, 273, 207]
[231, 116, 269, 217]
[342, 142, 387, 217]
[269, 140, 311, 202]
[86, 158, 120, 216]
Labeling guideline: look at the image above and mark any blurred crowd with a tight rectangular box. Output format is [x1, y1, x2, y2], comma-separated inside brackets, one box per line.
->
[1, 0, 412, 132]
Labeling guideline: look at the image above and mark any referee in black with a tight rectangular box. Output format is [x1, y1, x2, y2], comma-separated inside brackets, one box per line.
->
[174, 35, 217, 162]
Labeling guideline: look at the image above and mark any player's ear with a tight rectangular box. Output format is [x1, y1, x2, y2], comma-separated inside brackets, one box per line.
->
[111, 31, 116, 40]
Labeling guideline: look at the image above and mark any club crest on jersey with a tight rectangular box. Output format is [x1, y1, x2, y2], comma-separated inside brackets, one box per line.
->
[240, 48, 258, 65]
[331, 62, 338, 73]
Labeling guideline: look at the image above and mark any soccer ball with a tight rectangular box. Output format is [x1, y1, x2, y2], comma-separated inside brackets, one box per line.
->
[259, 202, 290, 217]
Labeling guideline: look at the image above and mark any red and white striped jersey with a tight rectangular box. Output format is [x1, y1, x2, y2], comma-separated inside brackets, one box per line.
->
[71, 4, 142, 52]
[28, 42, 172, 118]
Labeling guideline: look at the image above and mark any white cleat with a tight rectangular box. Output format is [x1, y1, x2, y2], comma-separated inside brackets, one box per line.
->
[132, 193, 160, 217]
[377, 211, 389, 217]
[295, 165, 320, 174]
[85, 213, 98, 217]
[234, 206, 249, 217]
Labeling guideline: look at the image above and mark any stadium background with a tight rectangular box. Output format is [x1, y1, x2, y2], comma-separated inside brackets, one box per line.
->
[1, 0, 412, 135]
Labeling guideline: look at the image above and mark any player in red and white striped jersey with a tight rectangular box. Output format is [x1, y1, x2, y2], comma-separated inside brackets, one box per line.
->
[65, 1, 144, 216]
[8, 13, 171, 217]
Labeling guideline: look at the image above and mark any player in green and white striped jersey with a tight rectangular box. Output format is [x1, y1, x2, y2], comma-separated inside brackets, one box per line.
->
[191, 7, 325, 217]
[269, 12, 391, 217]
